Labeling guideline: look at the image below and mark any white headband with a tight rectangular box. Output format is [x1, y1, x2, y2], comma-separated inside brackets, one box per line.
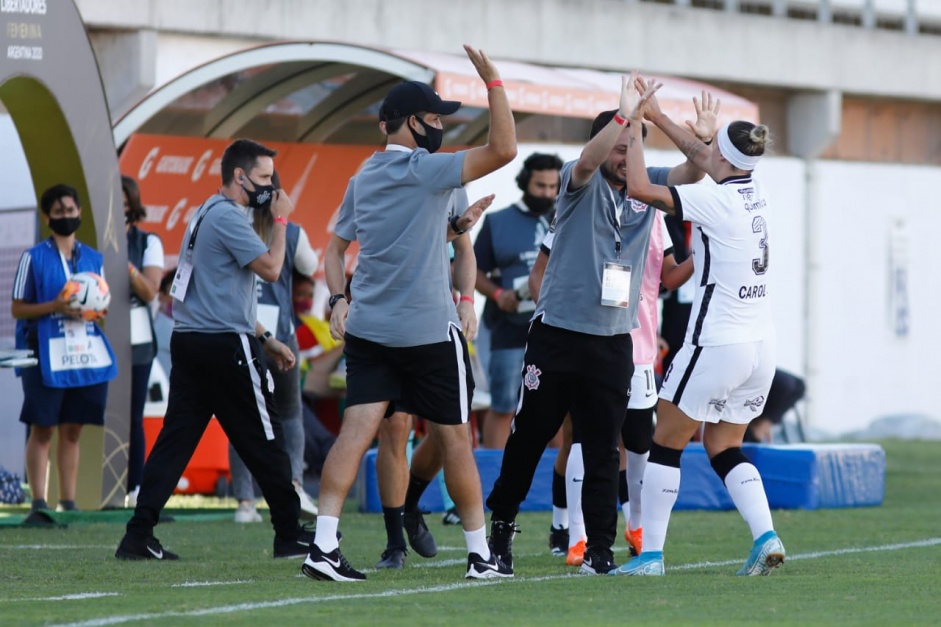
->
[716, 122, 760, 171]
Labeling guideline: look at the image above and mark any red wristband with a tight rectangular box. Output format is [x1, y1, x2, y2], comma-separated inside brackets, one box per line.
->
[486, 79, 504, 90]
[274, 215, 288, 226]
[459, 295, 474, 304]
[493, 288, 504, 300]
[613, 112, 628, 126]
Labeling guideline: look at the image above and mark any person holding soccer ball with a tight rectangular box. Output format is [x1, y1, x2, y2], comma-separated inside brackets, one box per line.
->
[11, 183, 118, 516]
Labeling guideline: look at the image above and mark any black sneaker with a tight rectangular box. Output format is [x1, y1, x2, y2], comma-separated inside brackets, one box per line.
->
[441, 506, 461, 525]
[115, 533, 179, 561]
[403, 510, 438, 558]
[549, 525, 569, 557]
[580, 545, 617, 575]
[488, 520, 519, 571]
[376, 546, 407, 569]
[466, 551, 513, 579]
[273, 524, 314, 559]
[302, 543, 366, 582]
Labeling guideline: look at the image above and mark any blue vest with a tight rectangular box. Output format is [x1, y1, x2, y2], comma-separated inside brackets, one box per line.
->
[256, 222, 300, 342]
[15, 239, 118, 388]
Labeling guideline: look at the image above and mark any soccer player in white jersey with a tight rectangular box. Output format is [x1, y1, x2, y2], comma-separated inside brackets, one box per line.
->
[613, 80, 785, 577]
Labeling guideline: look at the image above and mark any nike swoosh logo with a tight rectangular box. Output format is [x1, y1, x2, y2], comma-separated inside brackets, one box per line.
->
[147, 546, 163, 559]
[645, 390, 655, 397]
[323, 555, 341, 568]
[476, 561, 499, 572]
[572, 478, 583, 483]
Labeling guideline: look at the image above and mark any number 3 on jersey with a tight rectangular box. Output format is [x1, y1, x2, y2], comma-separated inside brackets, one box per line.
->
[751, 216, 769, 275]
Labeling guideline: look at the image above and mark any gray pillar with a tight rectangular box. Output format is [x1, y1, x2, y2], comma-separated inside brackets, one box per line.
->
[862, 0, 876, 29]
[787, 90, 842, 432]
[88, 29, 157, 122]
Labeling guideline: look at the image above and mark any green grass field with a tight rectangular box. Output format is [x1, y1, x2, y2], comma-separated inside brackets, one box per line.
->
[1, 439, 939, 626]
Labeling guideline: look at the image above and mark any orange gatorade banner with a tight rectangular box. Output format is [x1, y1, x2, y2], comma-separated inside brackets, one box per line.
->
[118, 134, 378, 273]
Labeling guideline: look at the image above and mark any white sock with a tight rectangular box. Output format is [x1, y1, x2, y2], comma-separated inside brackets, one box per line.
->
[552, 506, 568, 530]
[639, 462, 680, 553]
[724, 463, 775, 541]
[621, 501, 631, 527]
[626, 450, 649, 530]
[314, 515, 339, 552]
[464, 526, 491, 559]
[565, 443, 585, 547]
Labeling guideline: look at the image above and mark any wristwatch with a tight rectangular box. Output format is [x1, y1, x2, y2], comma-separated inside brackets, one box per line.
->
[328, 293, 348, 309]
[449, 215, 467, 235]
[258, 330, 273, 344]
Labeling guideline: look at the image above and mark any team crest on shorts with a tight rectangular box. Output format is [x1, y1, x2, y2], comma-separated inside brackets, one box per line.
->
[523, 364, 542, 391]
[708, 398, 727, 412]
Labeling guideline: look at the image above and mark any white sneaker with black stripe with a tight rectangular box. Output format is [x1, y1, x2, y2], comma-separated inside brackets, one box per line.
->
[302, 543, 365, 582]
[465, 551, 513, 579]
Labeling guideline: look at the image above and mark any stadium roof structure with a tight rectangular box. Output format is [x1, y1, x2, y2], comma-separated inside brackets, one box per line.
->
[112, 41, 758, 148]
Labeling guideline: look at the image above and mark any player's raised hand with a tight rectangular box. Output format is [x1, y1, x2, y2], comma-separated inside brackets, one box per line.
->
[685, 90, 721, 143]
[453, 194, 495, 234]
[464, 45, 501, 84]
[634, 75, 664, 121]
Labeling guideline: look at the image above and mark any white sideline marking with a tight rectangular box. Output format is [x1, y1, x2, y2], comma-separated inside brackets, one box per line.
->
[51, 537, 941, 627]
[172, 581, 254, 588]
[1, 593, 119, 603]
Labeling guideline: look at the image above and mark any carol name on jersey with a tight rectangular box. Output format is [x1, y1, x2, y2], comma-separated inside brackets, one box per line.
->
[739, 284, 767, 300]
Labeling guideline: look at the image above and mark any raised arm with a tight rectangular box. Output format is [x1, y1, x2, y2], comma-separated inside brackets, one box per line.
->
[624, 81, 678, 215]
[570, 75, 636, 190]
[460, 46, 517, 184]
[248, 190, 294, 281]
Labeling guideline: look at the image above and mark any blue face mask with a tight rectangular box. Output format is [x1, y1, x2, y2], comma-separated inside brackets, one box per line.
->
[409, 117, 443, 154]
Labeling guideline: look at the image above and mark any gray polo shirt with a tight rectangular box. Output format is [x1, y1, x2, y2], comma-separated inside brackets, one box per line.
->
[335, 147, 465, 347]
[173, 194, 268, 334]
[535, 161, 670, 336]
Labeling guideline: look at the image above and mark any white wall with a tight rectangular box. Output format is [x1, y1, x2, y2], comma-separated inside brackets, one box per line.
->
[810, 161, 941, 435]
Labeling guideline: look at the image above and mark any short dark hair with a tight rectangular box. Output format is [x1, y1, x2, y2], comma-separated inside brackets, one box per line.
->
[122, 175, 146, 224]
[589, 110, 647, 141]
[292, 269, 314, 287]
[516, 153, 564, 192]
[220, 139, 277, 185]
[40, 183, 80, 215]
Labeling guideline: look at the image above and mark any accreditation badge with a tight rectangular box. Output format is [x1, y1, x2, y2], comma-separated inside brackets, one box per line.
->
[601, 261, 631, 308]
[169, 261, 193, 301]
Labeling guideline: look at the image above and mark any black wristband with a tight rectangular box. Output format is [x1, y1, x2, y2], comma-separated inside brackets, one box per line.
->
[258, 330, 273, 344]
[328, 293, 348, 309]
[450, 215, 467, 235]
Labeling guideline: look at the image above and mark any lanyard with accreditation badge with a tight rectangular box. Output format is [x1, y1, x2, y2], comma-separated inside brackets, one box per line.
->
[600, 186, 631, 308]
[169, 198, 226, 302]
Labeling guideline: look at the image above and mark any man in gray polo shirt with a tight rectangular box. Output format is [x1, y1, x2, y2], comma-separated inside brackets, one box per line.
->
[486, 75, 717, 575]
[302, 45, 517, 583]
[116, 139, 314, 561]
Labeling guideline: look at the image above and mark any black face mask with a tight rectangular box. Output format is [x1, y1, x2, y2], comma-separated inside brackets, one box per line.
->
[523, 193, 555, 215]
[241, 176, 275, 211]
[49, 216, 81, 236]
[409, 117, 443, 154]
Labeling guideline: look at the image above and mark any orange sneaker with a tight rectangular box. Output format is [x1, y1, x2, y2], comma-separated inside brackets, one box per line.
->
[626, 526, 643, 557]
[566, 539, 586, 566]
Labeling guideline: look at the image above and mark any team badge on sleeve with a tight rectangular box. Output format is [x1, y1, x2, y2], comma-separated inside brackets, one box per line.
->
[523, 364, 542, 391]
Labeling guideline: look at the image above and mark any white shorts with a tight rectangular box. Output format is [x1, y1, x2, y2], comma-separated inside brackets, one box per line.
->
[658, 338, 776, 425]
[627, 363, 657, 410]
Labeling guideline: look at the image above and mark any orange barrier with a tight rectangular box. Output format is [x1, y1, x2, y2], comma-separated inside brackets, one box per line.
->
[143, 416, 230, 495]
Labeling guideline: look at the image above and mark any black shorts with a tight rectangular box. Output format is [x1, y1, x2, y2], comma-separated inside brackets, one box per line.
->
[343, 325, 474, 426]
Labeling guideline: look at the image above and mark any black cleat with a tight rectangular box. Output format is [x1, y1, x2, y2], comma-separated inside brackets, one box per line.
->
[580, 545, 618, 575]
[404, 510, 438, 558]
[549, 525, 569, 557]
[302, 543, 365, 582]
[441, 506, 461, 525]
[115, 533, 179, 561]
[376, 546, 407, 569]
[273, 524, 314, 559]
[466, 551, 513, 579]
[488, 520, 520, 571]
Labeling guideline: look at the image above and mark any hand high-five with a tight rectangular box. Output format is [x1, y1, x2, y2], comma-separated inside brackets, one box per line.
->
[622, 71, 663, 122]
[685, 90, 721, 142]
[454, 194, 495, 234]
[464, 45, 500, 84]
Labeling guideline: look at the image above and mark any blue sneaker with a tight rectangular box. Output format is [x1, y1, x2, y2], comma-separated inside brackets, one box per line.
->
[737, 531, 785, 576]
[610, 551, 664, 576]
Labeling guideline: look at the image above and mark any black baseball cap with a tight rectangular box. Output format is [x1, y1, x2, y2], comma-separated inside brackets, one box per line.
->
[379, 81, 462, 121]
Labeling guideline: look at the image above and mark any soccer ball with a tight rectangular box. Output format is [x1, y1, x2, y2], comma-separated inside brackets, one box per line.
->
[61, 272, 111, 320]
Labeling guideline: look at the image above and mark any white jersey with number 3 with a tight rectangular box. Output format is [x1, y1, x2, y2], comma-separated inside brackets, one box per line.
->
[673, 174, 773, 346]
